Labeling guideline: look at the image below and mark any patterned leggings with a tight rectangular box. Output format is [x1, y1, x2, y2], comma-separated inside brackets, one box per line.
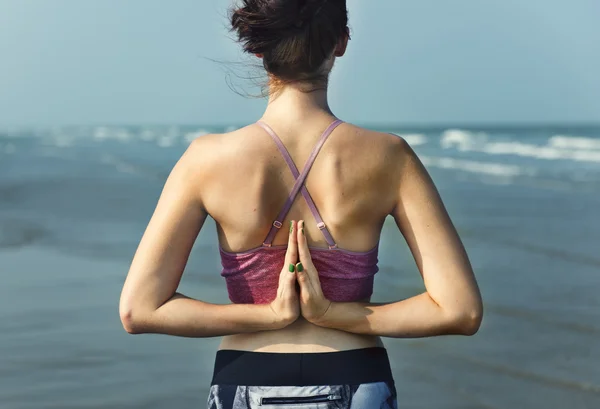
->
[207, 347, 397, 409]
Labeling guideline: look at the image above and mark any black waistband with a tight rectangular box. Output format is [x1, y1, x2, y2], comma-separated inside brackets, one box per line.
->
[211, 347, 394, 386]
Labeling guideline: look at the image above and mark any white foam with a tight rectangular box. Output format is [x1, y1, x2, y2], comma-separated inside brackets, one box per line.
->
[548, 135, 600, 150]
[482, 141, 600, 162]
[421, 156, 529, 178]
[441, 129, 600, 163]
[440, 129, 489, 151]
[92, 127, 132, 142]
[398, 133, 428, 146]
[93, 127, 110, 140]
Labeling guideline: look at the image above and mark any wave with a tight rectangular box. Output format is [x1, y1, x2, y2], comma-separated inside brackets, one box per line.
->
[548, 135, 600, 150]
[441, 129, 600, 163]
[482, 141, 600, 162]
[420, 156, 531, 178]
[92, 126, 213, 147]
[440, 129, 489, 150]
[397, 133, 428, 146]
[93, 127, 133, 142]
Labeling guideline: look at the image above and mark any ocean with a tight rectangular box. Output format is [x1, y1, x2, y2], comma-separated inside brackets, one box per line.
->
[1, 123, 599, 408]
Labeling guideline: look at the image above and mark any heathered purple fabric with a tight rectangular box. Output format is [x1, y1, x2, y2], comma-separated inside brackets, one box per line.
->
[220, 246, 379, 304]
[220, 120, 380, 304]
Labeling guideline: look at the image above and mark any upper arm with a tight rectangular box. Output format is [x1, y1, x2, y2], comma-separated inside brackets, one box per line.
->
[391, 139, 482, 314]
[120, 140, 208, 313]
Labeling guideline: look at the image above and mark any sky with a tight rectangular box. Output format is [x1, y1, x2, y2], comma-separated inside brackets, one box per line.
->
[0, 0, 599, 127]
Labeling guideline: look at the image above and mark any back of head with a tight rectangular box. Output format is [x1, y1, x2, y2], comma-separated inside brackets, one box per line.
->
[230, 0, 349, 88]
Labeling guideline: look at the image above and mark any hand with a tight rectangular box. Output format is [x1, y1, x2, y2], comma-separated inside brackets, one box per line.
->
[295, 220, 333, 324]
[268, 221, 301, 328]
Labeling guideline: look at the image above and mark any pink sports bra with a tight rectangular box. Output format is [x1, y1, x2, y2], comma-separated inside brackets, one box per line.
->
[219, 119, 379, 304]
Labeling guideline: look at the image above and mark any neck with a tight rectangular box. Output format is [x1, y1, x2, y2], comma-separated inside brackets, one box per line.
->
[262, 82, 334, 123]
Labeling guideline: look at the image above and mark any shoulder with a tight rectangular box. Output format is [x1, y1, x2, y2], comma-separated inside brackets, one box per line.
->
[174, 125, 270, 196]
[181, 124, 263, 171]
[338, 123, 414, 167]
[339, 123, 409, 148]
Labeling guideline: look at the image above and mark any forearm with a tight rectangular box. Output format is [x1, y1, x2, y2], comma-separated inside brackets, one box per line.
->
[121, 293, 282, 337]
[316, 292, 481, 338]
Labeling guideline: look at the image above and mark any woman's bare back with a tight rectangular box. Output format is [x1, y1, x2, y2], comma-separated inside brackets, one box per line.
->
[195, 117, 404, 351]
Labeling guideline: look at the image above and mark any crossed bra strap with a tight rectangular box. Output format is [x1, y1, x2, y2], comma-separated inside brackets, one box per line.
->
[257, 119, 343, 249]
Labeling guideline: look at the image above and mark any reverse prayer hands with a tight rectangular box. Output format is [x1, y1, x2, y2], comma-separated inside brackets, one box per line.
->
[271, 220, 333, 326]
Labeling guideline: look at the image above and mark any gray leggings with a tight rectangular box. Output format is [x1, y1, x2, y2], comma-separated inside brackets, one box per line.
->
[208, 382, 397, 408]
[208, 348, 397, 409]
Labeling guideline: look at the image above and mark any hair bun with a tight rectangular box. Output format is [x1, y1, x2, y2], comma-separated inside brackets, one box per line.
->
[230, 0, 348, 83]
[295, 0, 323, 28]
[231, 0, 329, 54]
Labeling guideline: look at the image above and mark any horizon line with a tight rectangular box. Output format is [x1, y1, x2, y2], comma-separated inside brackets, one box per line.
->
[1, 120, 600, 131]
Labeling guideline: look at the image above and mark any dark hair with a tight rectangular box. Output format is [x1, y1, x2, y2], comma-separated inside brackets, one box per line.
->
[230, 0, 348, 86]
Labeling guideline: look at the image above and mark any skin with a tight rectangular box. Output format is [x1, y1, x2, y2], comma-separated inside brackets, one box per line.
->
[119, 32, 483, 353]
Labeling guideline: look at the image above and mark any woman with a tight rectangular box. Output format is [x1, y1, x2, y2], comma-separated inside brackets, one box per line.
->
[119, 0, 483, 407]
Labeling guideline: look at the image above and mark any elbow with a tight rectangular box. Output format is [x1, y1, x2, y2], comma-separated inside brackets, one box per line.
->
[448, 305, 483, 336]
[119, 300, 148, 335]
[119, 308, 141, 334]
[457, 308, 483, 336]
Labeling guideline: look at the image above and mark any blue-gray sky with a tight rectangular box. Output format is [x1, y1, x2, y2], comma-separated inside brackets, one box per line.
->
[0, 0, 599, 127]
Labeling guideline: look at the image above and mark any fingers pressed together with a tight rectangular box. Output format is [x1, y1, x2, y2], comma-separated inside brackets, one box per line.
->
[286, 219, 312, 274]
